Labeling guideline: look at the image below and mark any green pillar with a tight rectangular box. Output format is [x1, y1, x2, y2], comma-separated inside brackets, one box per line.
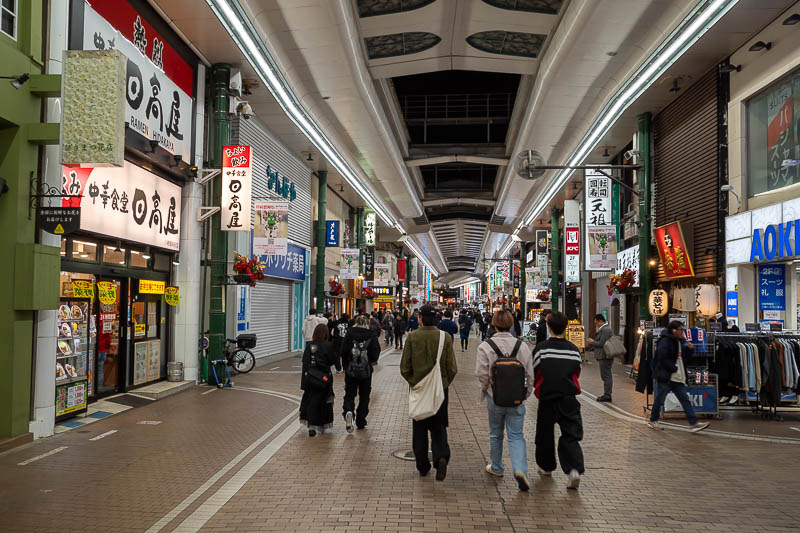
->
[315, 170, 328, 313]
[208, 64, 231, 378]
[551, 208, 561, 312]
[637, 112, 652, 320]
[519, 242, 527, 319]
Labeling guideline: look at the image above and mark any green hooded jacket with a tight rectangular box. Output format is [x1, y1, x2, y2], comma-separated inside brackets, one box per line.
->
[400, 326, 458, 388]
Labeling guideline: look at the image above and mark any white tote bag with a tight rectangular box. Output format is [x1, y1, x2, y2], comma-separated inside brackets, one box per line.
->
[408, 331, 446, 421]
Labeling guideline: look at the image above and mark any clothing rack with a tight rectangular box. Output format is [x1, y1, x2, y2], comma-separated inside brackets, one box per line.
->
[710, 331, 800, 421]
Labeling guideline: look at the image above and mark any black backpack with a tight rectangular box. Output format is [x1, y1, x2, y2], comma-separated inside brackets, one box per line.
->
[487, 338, 526, 407]
[347, 340, 371, 379]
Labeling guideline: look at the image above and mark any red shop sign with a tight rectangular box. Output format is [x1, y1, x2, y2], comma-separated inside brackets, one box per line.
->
[653, 222, 694, 279]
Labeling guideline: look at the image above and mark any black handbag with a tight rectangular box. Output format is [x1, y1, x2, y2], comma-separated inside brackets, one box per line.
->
[306, 366, 332, 389]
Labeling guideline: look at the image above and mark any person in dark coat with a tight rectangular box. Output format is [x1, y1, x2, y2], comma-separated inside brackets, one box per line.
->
[458, 313, 473, 351]
[300, 324, 339, 436]
[513, 309, 523, 340]
[330, 313, 350, 372]
[394, 312, 408, 350]
[438, 310, 459, 341]
[408, 310, 420, 331]
[536, 311, 551, 345]
[341, 315, 382, 432]
[648, 321, 710, 433]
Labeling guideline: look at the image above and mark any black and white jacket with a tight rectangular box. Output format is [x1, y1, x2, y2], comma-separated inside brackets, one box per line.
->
[532, 337, 582, 400]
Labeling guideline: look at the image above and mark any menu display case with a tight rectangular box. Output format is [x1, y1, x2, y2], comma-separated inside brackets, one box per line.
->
[56, 299, 92, 418]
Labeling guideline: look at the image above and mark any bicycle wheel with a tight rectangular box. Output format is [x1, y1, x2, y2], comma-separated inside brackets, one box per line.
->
[230, 348, 256, 373]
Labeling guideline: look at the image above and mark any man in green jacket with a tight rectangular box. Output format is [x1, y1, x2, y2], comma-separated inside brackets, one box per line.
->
[401, 306, 458, 481]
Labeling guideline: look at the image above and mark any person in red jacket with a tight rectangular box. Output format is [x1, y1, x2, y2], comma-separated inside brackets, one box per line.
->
[531, 311, 584, 490]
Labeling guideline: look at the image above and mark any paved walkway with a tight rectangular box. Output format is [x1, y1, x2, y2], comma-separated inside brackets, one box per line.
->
[2, 335, 800, 532]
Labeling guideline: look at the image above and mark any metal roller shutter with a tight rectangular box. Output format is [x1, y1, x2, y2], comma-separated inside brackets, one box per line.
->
[250, 279, 292, 358]
[654, 67, 719, 281]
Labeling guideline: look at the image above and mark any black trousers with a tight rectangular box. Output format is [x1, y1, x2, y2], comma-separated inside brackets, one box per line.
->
[342, 374, 372, 427]
[395, 333, 404, 349]
[412, 389, 450, 473]
[535, 396, 584, 475]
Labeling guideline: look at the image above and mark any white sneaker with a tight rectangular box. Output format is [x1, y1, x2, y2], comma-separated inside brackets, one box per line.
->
[566, 469, 581, 490]
[485, 464, 503, 477]
[345, 411, 354, 434]
[647, 421, 663, 430]
[537, 467, 552, 477]
[690, 422, 710, 433]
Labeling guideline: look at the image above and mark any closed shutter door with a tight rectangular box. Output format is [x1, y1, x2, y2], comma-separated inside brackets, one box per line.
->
[250, 279, 292, 358]
[654, 67, 719, 281]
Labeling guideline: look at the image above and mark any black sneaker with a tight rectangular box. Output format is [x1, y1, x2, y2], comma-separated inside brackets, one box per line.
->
[435, 458, 448, 481]
[308, 429, 316, 437]
[596, 396, 612, 403]
[356, 421, 367, 430]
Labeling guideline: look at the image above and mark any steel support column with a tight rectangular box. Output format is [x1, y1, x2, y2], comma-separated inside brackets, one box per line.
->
[315, 170, 328, 313]
[637, 112, 652, 320]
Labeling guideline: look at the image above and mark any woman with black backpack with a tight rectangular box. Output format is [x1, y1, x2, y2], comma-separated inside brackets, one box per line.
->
[300, 324, 339, 436]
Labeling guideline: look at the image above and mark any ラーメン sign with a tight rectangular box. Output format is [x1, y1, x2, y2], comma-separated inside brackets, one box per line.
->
[222, 145, 253, 232]
[61, 163, 181, 251]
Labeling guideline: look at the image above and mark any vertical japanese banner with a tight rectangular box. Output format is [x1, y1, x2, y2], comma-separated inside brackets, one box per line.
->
[364, 247, 375, 281]
[253, 200, 289, 255]
[584, 168, 617, 270]
[340, 249, 360, 279]
[397, 259, 407, 282]
[364, 212, 376, 246]
[564, 199, 581, 283]
[374, 263, 391, 286]
[221, 145, 252, 232]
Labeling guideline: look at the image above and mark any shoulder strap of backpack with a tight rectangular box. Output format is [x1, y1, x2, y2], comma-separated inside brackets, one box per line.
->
[485, 338, 505, 359]
[509, 339, 523, 360]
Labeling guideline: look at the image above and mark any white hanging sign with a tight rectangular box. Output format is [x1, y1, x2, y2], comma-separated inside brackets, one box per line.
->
[221, 145, 252, 232]
[374, 263, 391, 286]
[364, 212, 376, 246]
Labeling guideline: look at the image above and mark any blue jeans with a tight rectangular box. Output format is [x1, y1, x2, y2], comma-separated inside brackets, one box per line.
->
[650, 381, 698, 425]
[487, 396, 528, 477]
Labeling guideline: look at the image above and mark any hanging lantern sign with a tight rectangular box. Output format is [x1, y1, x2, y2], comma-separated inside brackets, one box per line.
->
[695, 284, 719, 318]
[649, 289, 668, 317]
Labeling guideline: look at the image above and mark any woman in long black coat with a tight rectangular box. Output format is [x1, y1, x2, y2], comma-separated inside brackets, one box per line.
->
[299, 324, 339, 436]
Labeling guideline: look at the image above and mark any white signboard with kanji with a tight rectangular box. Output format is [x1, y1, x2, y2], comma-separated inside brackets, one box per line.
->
[221, 145, 252, 232]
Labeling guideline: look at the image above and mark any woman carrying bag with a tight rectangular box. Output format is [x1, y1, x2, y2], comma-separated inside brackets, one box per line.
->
[299, 324, 339, 436]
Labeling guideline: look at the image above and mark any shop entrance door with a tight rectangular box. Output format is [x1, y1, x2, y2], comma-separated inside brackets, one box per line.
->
[130, 283, 165, 387]
[95, 277, 128, 397]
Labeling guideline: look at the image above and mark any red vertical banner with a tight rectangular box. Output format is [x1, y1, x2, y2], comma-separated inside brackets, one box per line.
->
[397, 259, 407, 282]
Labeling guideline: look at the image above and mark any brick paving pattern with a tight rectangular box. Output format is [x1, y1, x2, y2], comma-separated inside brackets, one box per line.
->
[1, 337, 799, 532]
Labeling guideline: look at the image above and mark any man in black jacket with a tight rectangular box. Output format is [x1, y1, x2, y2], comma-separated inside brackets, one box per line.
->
[341, 314, 381, 432]
[535, 311, 551, 345]
[532, 312, 584, 490]
[648, 321, 710, 433]
[330, 313, 350, 372]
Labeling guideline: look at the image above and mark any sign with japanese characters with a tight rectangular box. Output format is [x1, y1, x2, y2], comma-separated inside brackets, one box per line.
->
[564, 199, 580, 283]
[222, 145, 252, 232]
[258, 243, 306, 282]
[39, 207, 81, 235]
[536, 230, 548, 256]
[71, 280, 94, 300]
[653, 222, 694, 279]
[649, 290, 668, 317]
[61, 163, 181, 250]
[61, 50, 126, 167]
[139, 280, 165, 294]
[97, 281, 117, 305]
[397, 259, 407, 282]
[585, 168, 617, 270]
[758, 264, 786, 311]
[364, 247, 375, 281]
[253, 200, 288, 255]
[364, 212, 376, 246]
[373, 286, 393, 296]
[164, 286, 179, 306]
[265, 166, 297, 201]
[615, 245, 640, 287]
[340, 248, 359, 279]
[374, 263, 391, 286]
[83, 2, 194, 160]
[325, 220, 340, 247]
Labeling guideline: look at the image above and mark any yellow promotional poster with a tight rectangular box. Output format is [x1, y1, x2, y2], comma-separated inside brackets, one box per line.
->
[71, 280, 94, 299]
[134, 323, 146, 336]
[567, 325, 585, 349]
[139, 280, 166, 294]
[165, 286, 180, 306]
[97, 281, 117, 305]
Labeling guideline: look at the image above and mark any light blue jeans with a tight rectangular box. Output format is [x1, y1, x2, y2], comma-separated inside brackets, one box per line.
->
[487, 396, 528, 477]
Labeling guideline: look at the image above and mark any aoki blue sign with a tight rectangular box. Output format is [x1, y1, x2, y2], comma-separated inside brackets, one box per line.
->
[726, 292, 738, 317]
[325, 220, 339, 247]
[757, 265, 785, 311]
[258, 242, 306, 281]
[750, 220, 800, 262]
[266, 166, 297, 201]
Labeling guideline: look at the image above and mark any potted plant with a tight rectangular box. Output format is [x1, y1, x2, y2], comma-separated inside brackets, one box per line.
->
[232, 252, 265, 287]
[362, 286, 376, 299]
[328, 279, 345, 297]
[607, 269, 635, 296]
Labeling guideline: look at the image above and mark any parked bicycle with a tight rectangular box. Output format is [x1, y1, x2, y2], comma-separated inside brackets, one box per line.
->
[223, 334, 257, 374]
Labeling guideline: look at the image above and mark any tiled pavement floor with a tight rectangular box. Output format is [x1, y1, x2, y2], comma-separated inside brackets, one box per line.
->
[2, 336, 800, 532]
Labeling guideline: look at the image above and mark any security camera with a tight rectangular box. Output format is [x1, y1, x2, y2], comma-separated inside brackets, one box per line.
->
[236, 101, 253, 120]
[624, 149, 640, 161]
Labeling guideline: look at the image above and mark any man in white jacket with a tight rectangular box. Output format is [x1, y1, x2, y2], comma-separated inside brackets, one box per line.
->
[303, 308, 324, 343]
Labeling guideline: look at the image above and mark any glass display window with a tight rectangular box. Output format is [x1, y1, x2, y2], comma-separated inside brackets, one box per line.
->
[71, 239, 98, 261]
[103, 244, 126, 265]
[56, 271, 95, 419]
[130, 248, 150, 268]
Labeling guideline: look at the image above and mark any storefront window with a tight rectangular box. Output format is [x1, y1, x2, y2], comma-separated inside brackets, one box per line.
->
[153, 253, 171, 272]
[130, 248, 149, 268]
[60, 238, 66, 258]
[71, 240, 98, 261]
[746, 67, 800, 197]
[103, 244, 126, 265]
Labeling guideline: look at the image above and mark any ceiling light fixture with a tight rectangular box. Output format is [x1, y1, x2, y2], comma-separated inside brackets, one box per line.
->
[719, 62, 741, 73]
[206, 0, 397, 228]
[783, 13, 800, 25]
[306, 153, 313, 162]
[0, 73, 30, 89]
[748, 40, 771, 52]
[516, 0, 738, 230]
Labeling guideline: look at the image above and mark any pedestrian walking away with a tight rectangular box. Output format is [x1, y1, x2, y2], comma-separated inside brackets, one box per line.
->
[437, 310, 459, 341]
[532, 311, 585, 490]
[330, 313, 350, 372]
[401, 306, 458, 481]
[535, 311, 550, 345]
[458, 313, 473, 352]
[340, 315, 381, 432]
[648, 320, 711, 433]
[476, 310, 534, 491]
[394, 312, 407, 350]
[382, 311, 394, 346]
[587, 314, 614, 402]
[303, 308, 322, 343]
[299, 325, 339, 436]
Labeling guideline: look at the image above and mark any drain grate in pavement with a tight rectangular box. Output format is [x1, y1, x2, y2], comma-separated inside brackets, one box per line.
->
[391, 449, 432, 462]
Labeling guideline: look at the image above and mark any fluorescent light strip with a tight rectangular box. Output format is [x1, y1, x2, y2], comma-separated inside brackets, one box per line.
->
[206, 0, 396, 227]
[405, 238, 440, 277]
[518, 0, 738, 228]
